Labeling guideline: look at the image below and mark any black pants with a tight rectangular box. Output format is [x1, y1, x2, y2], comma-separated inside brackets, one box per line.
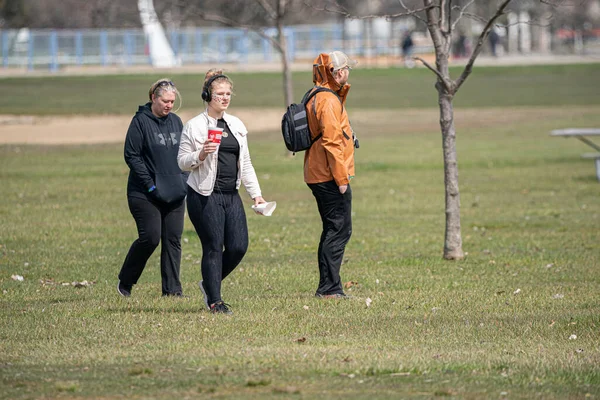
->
[308, 180, 352, 296]
[186, 187, 248, 305]
[118, 195, 185, 295]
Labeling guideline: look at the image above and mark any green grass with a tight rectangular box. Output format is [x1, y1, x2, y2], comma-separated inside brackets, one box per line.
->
[1, 66, 600, 398]
[1, 63, 600, 115]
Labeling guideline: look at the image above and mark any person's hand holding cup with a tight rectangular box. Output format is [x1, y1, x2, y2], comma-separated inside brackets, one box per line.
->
[200, 126, 223, 161]
[208, 126, 223, 145]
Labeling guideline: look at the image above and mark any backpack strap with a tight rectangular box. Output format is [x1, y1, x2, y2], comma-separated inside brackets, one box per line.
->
[302, 86, 342, 107]
[302, 86, 343, 144]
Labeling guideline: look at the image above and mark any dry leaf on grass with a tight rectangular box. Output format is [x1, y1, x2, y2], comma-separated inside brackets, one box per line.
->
[71, 280, 94, 288]
[39, 279, 95, 288]
[344, 281, 358, 289]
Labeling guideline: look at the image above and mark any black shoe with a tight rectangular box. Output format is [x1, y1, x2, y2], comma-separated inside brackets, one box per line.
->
[210, 301, 233, 315]
[117, 281, 132, 297]
[315, 292, 351, 299]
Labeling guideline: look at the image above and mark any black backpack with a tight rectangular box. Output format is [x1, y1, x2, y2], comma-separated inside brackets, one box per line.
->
[281, 87, 341, 153]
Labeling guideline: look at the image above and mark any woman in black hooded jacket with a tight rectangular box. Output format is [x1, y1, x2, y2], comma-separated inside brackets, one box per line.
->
[117, 79, 188, 297]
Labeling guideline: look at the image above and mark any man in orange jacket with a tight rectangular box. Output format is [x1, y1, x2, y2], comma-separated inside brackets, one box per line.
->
[304, 51, 358, 299]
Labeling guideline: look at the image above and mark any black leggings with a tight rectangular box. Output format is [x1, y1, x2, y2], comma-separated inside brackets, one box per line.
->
[119, 195, 185, 295]
[186, 187, 248, 305]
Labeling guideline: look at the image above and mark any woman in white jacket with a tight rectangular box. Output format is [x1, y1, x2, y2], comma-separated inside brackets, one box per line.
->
[178, 69, 266, 314]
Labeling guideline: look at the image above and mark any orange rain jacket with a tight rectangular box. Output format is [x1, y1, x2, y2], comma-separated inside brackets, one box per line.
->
[304, 53, 355, 186]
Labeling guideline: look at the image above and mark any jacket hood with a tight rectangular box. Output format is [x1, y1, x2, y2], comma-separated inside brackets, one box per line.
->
[312, 53, 351, 101]
[137, 102, 165, 124]
[312, 53, 337, 87]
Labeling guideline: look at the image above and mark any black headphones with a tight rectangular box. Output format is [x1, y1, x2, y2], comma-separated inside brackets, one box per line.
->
[201, 74, 228, 102]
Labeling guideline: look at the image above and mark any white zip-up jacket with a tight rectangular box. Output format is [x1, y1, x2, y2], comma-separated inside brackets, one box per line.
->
[177, 110, 262, 199]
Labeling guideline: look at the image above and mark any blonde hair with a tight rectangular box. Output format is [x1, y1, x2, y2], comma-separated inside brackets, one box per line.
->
[202, 69, 233, 102]
[149, 78, 183, 113]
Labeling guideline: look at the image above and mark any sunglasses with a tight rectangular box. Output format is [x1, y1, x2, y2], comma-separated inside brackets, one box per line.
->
[334, 66, 352, 72]
[153, 80, 175, 93]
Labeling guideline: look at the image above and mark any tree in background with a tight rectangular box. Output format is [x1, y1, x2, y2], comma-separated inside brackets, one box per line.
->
[0, 0, 140, 29]
[169, 0, 312, 108]
[313, 0, 565, 260]
[0, 0, 29, 28]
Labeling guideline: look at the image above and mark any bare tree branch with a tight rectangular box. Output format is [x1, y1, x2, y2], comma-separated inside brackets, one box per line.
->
[414, 56, 451, 87]
[454, 9, 553, 29]
[450, 0, 476, 32]
[420, 0, 454, 92]
[423, 0, 444, 59]
[497, 12, 554, 28]
[193, 11, 284, 53]
[454, 0, 512, 92]
[306, 0, 435, 20]
[440, 0, 448, 34]
[398, 0, 427, 25]
[540, 0, 569, 5]
[256, 0, 278, 20]
[424, 0, 442, 26]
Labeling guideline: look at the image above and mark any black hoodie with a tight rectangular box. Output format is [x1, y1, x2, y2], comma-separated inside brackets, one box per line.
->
[124, 103, 188, 204]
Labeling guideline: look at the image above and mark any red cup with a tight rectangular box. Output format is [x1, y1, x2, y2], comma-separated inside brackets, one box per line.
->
[207, 126, 223, 144]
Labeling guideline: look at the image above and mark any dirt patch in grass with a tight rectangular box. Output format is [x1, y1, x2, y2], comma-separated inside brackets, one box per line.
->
[0, 108, 283, 145]
[0, 106, 595, 145]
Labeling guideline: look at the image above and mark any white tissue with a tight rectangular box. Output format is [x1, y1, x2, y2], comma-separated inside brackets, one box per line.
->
[252, 201, 277, 216]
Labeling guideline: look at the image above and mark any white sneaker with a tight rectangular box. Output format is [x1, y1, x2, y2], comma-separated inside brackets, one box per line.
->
[198, 280, 210, 311]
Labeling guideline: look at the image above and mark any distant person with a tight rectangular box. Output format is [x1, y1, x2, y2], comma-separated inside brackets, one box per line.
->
[177, 69, 267, 314]
[489, 28, 500, 57]
[118, 79, 188, 297]
[401, 31, 415, 68]
[304, 51, 358, 299]
[454, 32, 469, 58]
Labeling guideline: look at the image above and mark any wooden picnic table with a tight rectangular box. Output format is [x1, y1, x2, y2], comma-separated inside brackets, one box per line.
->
[551, 128, 600, 181]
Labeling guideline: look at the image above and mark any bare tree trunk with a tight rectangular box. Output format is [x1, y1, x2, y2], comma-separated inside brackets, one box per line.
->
[433, 44, 464, 260]
[277, 18, 293, 106]
[437, 84, 464, 260]
[423, 0, 465, 260]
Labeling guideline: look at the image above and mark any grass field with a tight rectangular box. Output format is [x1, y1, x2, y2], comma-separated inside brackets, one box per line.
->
[2, 63, 600, 114]
[1, 65, 600, 399]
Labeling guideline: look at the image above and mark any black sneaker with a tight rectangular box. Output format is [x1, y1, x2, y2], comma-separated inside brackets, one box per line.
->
[315, 292, 352, 299]
[117, 281, 132, 297]
[210, 301, 233, 315]
[198, 280, 209, 311]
